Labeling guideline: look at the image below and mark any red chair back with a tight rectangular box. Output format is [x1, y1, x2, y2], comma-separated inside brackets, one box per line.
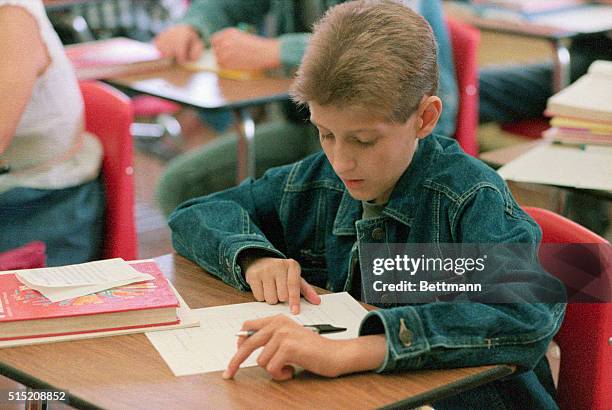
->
[79, 81, 138, 260]
[446, 18, 480, 157]
[524, 207, 611, 410]
[0, 241, 46, 270]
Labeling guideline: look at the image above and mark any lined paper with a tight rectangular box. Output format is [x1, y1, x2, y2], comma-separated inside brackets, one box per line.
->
[14, 258, 153, 302]
[146, 292, 369, 376]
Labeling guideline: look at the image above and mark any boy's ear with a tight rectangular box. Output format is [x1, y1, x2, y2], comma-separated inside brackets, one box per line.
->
[415, 96, 442, 138]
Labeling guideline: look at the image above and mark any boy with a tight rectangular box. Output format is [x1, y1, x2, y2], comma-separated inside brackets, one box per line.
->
[169, 1, 565, 408]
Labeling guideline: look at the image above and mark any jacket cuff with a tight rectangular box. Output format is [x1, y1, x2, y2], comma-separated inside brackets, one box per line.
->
[178, 16, 211, 43]
[219, 234, 286, 291]
[358, 306, 430, 372]
[278, 33, 311, 69]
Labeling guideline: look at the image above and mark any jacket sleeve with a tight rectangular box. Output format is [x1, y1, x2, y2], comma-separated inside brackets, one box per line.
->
[168, 166, 290, 291]
[179, 0, 271, 41]
[359, 186, 566, 373]
[277, 32, 311, 69]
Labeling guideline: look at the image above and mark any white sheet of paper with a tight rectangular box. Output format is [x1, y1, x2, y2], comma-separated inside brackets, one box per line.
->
[14, 258, 153, 302]
[146, 292, 369, 376]
[532, 5, 612, 34]
[497, 143, 612, 191]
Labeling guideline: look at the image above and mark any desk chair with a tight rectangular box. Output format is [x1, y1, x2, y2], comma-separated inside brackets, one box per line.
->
[80, 81, 138, 260]
[0, 241, 46, 270]
[447, 17, 480, 157]
[524, 206, 611, 410]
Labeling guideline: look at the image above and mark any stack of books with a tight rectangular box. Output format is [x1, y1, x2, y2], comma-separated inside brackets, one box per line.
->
[0, 259, 188, 342]
[544, 60, 612, 146]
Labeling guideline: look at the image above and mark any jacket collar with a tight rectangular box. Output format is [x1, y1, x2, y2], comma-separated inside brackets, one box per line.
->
[332, 135, 439, 235]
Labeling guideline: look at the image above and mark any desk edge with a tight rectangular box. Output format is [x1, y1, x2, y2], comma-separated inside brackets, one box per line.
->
[378, 364, 515, 410]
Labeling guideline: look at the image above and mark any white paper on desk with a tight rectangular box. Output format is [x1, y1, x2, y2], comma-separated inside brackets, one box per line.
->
[531, 5, 612, 33]
[146, 292, 369, 376]
[14, 258, 153, 302]
[497, 143, 612, 191]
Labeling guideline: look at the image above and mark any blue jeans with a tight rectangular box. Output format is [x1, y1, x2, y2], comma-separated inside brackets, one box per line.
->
[0, 178, 105, 266]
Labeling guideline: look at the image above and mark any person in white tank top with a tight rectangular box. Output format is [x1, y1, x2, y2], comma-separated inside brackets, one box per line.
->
[0, 0, 105, 266]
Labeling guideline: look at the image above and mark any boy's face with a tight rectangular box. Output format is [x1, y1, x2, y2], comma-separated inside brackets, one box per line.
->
[310, 102, 423, 205]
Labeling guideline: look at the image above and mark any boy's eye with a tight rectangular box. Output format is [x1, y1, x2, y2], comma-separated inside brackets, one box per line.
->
[356, 139, 375, 147]
[319, 132, 334, 140]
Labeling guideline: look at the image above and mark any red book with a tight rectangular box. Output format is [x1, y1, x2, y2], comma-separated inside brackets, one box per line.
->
[64, 37, 173, 80]
[0, 261, 179, 341]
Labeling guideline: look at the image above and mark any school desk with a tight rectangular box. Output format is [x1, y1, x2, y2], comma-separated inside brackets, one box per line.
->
[0, 254, 514, 410]
[480, 141, 612, 214]
[445, 1, 612, 91]
[108, 68, 293, 183]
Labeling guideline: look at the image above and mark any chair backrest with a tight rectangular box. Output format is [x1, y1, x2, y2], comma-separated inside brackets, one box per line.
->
[523, 207, 611, 410]
[446, 17, 480, 157]
[79, 81, 138, 260]
[0, 241, 46, 270]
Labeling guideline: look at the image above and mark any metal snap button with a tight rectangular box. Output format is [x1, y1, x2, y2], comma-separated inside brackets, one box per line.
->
[399, 318, 412, 347]
[371, 227, 385, 240]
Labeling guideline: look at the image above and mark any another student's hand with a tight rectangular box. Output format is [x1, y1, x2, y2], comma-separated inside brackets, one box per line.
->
[154, 24, 204, 64]
[243, 257, 320, 314]
[210, 28, 281, 70]
[223, 315, 387, 381]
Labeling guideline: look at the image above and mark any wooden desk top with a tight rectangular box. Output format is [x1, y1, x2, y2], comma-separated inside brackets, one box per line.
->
[0, 254, 513, 410]
[108, 67, 294, 111]
[479, 141, 544, 169]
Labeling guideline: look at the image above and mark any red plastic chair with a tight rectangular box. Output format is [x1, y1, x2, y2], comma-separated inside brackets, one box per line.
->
[524, 207, 611, 410]
[447, 17, 480, 157]
[0, 241, 46, 270]
[80, 81, 138, 260]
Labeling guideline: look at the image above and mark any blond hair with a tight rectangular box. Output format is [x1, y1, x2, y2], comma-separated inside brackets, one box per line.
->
[291, 0, 439, 123]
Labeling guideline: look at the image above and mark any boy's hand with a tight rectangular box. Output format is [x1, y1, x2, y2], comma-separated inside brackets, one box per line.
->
[154, 24, 204, 64]
[210, 28, 281, 70]
[223, 315, 343, 380]
[244, 257, 320, 314]
[223, 315, 387, 380]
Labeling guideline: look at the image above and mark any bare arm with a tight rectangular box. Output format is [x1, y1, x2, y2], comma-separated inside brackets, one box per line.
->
[0, 5, 50, 154]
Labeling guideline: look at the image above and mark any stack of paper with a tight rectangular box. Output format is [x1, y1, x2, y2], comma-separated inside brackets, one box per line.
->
[15, 258, 153, 302]
[544, 60, 612, 146]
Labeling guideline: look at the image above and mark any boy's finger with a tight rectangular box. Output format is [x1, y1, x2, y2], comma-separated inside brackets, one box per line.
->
[300, 278, 321, 305]
[188, 39, 203, 62]
[224, 327, 272, 379]
[276, 273, 288, 302]
[286, 262, 301, 314]
[250, 280, 264, 302]
[262, 277, 279, 305]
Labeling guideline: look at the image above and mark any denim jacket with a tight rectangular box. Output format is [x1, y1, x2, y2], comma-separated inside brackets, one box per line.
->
[170, 135, 565, 409]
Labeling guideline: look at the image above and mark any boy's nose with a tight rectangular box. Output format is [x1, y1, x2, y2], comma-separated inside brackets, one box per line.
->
[331, 146, 356, 174]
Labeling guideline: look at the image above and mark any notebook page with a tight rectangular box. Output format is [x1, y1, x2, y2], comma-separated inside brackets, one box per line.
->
[15, 258, 152, 287]
[13, 259, 154, 302]
[146, 292, 369, 376]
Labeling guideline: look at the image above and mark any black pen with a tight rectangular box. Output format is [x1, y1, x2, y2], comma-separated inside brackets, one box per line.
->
[235, 323, 346, 337]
